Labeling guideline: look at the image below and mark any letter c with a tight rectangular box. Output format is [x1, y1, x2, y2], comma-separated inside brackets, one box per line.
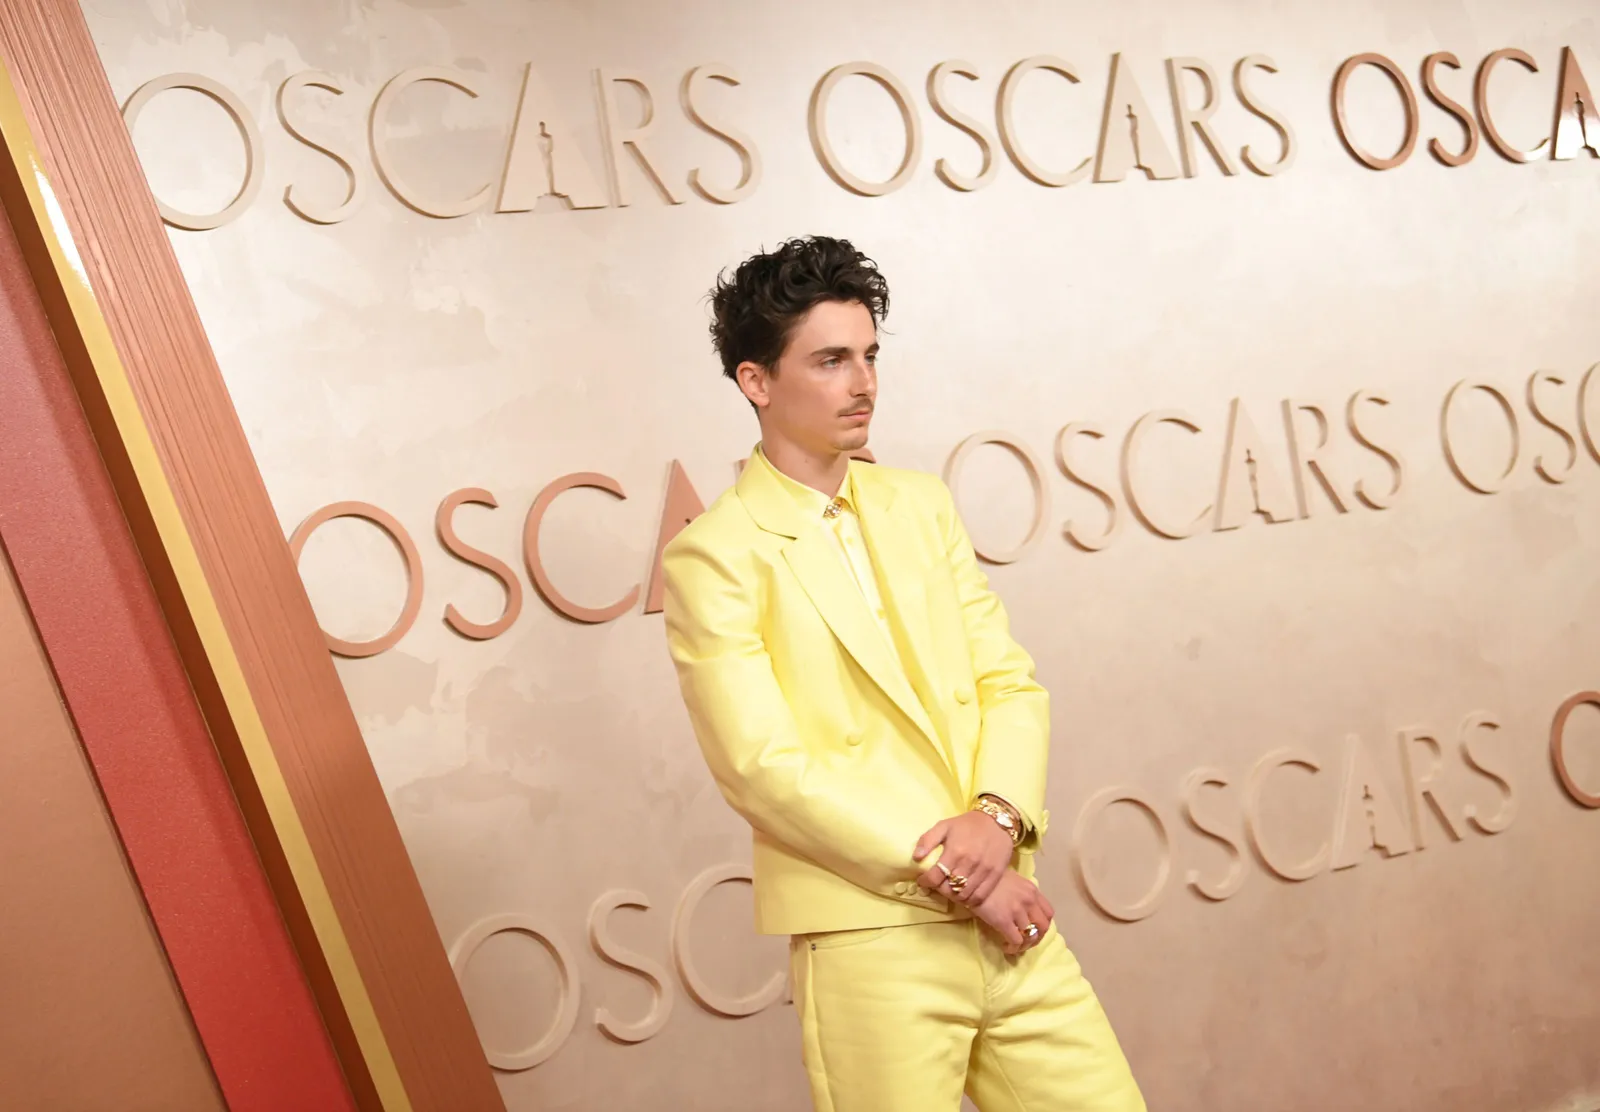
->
[1244, 747, 1330, 881]
[1120, 410, 1212, 539]
[996, 55, 1091, 187]
[672, 864, 785, 1017]
[523, 473, 640, 624]
[1475, 49, 1552, 163]
[1551, 692, 1600, 809]
[370, 67, 494, 217]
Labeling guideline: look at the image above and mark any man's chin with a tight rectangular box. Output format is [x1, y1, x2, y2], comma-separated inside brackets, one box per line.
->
[835, 428, 871, 453]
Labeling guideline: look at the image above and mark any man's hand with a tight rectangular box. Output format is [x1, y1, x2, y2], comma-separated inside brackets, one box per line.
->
[914, 810, 1014, 905]
[969, 870, 1055, 956]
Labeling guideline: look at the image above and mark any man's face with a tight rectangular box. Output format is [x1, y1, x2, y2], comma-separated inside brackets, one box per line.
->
[740, 299, 878, 456]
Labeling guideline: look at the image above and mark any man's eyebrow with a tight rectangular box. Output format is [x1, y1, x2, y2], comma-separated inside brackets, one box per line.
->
[809, 343, 880, 357]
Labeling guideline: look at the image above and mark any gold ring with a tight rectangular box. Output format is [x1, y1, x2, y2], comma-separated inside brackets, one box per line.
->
[935, 861, 952, 880]
[948, 874, 968, 893]
[1022, 923, 1041, 940]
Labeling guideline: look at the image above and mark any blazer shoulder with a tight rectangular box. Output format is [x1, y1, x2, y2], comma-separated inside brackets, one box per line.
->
[662, 484, 755, 563]
[858, 462, 954, 511]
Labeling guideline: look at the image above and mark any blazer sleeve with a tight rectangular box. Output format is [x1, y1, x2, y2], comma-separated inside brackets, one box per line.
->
[933, 479, 1051, 849]
[662, 529, 945, 900]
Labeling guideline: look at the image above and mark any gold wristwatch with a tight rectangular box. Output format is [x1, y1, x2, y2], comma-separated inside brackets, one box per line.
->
[973, 795, 1023, 846]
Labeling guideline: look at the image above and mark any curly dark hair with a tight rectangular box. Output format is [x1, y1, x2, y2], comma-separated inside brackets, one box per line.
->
[708, 236, 890, 381]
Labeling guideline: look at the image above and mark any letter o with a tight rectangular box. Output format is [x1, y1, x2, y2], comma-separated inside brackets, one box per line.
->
[1071, 787, 1173, 923]
[1441, 380, 1520, 494]
[122, 73, 265, 230]
[943, 431, 1051, 564]
[450, 914, 581, 1071]
[289, 501, 424, 658]
[808, 62, 922, 197]
[672, 864, 785, 1017]
[1550, 691, 1600, 809]
[1332, 53, 1420, 171]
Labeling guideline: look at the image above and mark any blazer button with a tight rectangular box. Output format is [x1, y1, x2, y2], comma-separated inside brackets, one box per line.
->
[846, 732, 863, 747]
[954, 687, 974, 704]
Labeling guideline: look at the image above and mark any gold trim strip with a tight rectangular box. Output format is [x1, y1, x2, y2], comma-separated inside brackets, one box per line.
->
[0, 57, 412, 1112]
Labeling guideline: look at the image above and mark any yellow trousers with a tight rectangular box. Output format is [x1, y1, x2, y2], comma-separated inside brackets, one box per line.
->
[789, 919, 1145, 1112]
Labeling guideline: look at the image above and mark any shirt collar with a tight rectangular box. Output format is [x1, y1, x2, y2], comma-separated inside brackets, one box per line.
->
[753, 445, 855, 520]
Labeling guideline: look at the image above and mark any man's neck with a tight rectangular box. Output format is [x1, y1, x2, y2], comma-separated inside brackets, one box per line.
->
[761, 437, 849, 497]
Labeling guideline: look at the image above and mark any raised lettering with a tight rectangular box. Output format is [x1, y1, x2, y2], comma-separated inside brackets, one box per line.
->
[277, 71, 363, 224]
[1167, 56, 1238, 177]
[1421, 52, 1480, 166]
[596, 69, 684, 206]
[122, 73, 264, 230]
[1121, 411, 1212, 540]
[1332, 53, 1420, 171]
[589, 890, 674, 1044]
[436, 488, 524, 641]
[1095, 53, 1181, 182]
[1234, 55, 1296, 175]
[1056, 422, 1120, 552]
[1475, 49, 1552, 163]
[1346, 391, 1405, 510]
[682, 65, 762, 204]
[524, 473, 640, 623]
[927, 60, 999, 192]
[997, 55, 1091, 187]
[370, 68, 495, 218]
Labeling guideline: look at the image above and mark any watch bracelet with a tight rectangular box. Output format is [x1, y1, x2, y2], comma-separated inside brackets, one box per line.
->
[973, 794, 1024, 845]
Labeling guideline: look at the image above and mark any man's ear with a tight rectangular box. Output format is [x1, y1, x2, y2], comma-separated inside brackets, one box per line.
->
[736, 361, 771, 409]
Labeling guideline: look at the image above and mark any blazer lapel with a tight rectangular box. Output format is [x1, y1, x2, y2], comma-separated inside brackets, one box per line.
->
[782, 529, 937, 746]
[851, 465, 954, 767]
[737, 451, 947, 764]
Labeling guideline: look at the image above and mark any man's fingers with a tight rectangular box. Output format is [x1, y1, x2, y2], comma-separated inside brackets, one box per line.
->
[1037, 892, 1056, 923]
[993, 917, 1024, 952]
[914, 820, 951, 860]
[932, 852, 977, 899]
[968, 868, 1002, 905]
[916, 865, 947, 891]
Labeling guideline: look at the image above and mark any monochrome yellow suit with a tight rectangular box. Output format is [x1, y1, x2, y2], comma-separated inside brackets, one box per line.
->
[663, 447, 1144, 1112]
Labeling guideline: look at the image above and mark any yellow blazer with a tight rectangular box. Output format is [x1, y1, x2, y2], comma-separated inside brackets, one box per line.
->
[662, 450, 1050, 936]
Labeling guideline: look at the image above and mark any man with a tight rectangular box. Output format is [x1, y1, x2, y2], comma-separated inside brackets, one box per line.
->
[662, 236, 1144, 1111]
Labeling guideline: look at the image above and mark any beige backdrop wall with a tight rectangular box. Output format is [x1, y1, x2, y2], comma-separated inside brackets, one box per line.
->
[80, 1, 1600, 1109]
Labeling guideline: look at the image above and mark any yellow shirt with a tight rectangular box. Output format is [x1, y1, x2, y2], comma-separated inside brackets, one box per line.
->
[754, 449, 901, 663]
